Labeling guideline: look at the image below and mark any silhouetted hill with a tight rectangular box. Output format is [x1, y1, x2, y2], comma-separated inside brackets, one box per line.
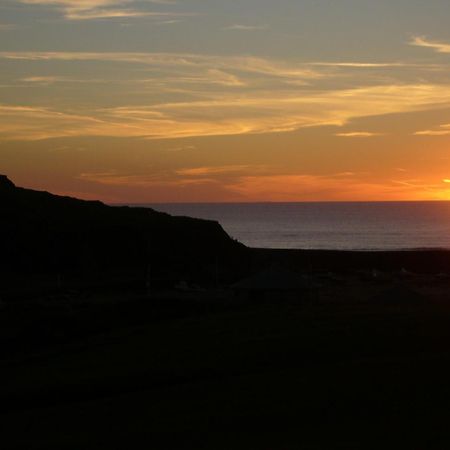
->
[0, 174, 15, 190]
[0, 176, 247, 288]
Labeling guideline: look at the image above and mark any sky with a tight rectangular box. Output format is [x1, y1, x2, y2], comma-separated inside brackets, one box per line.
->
[1, 0, 450, 202]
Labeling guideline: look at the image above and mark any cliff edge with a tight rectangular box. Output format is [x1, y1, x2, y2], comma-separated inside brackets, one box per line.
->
[0, 176, 247, 285]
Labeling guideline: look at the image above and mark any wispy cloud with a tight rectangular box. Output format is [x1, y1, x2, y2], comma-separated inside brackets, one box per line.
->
[225, 174, 448, 202]
[78, 171, 215, 188]
[414, 130, 450, 136]
[138, 69, 246, 87]
[70, 165, 450, 202]
[165, 145, 196, 152]
[335, 132, 382, 137]
[0, 51, 323, 81]
[3, 51, 450, 141]
[20, 76, 66, 84]
[414, 123, 450, 136]
[411, 36, 450, 54]
[0, 104, 135, 141]
[176, 165, 266, 177]
[1, 51, 443, 88]
[156, 19, 182, 25]
[225, 24, 266, 31]
[3, 82, 450, 141]
[19, 75, 112, 84]
[70, 166, 450, 202]
[19, 0, 190, 20]
[309, 62, 410, 68]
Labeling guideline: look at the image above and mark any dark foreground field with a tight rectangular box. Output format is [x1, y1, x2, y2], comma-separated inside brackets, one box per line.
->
[2, 261, 450, 449]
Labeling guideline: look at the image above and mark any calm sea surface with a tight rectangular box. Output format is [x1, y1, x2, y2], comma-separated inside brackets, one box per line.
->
[141, 202, 450, 251]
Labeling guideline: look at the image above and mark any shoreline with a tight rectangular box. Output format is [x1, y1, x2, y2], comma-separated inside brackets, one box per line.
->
[250, 246, 450, 252]
[249, 247, 450, 274]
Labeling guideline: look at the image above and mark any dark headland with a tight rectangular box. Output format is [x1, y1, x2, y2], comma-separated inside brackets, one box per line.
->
[2, 175, 450, 448]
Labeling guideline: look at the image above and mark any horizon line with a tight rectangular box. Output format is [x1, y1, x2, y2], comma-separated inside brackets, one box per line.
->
[112, 199, 450, 206]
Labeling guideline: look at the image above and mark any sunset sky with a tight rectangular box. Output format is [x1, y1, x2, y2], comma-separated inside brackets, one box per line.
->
[1, 0, 450, 202]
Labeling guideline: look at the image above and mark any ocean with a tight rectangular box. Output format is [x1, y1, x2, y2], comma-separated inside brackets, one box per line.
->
[142, 202, 450, 251]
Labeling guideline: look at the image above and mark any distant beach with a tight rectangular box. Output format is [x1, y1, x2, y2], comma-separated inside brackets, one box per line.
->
[141, 202, 450, 251]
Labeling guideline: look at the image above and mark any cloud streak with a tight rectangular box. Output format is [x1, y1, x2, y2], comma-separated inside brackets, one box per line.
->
[414, 123, 450, 136]
[414, 130, 450, 136]
[225, 24, 267, 31]
[0, 51, 323, 82]
[76, 169, 450, 202]
[3, 82, 450, 141]
[19, 0, 190, 20]
[411, 36, 450, 54]
[3, 51, 450, 141]
[335, 132, 382, 137]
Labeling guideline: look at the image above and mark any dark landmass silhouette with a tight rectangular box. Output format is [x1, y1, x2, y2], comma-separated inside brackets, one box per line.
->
[3, 174, 450, 294]
[0, 175, 247, 292]
[3, 175, 450, 448]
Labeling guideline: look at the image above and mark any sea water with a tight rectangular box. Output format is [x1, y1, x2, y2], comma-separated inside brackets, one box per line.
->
[140, 202, 450, 251]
